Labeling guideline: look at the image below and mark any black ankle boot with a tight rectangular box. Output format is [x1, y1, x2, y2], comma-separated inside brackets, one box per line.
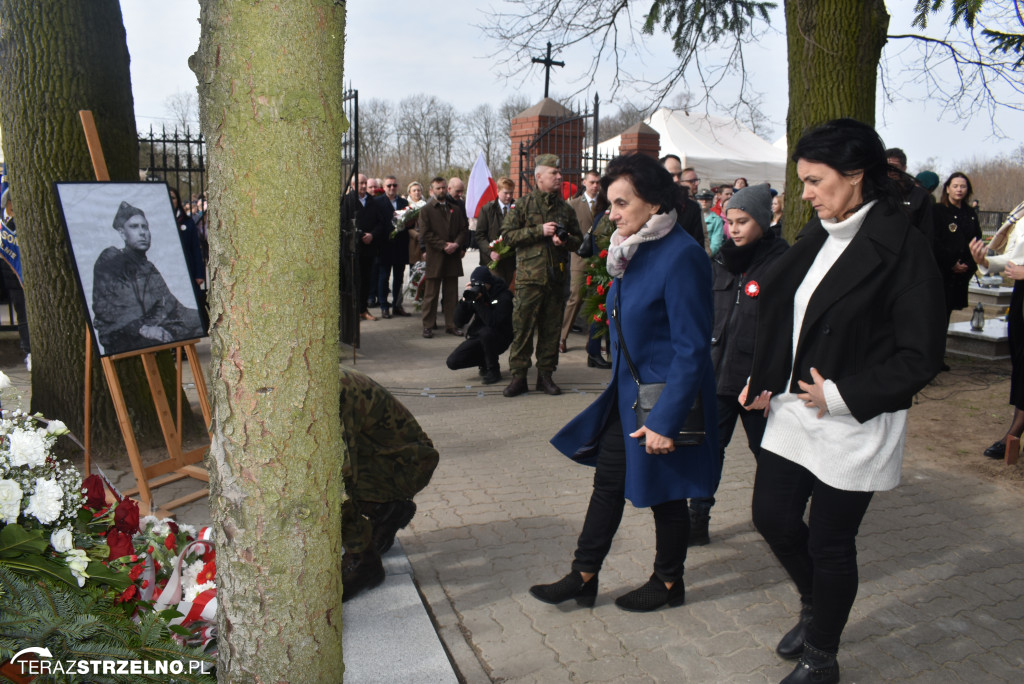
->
[777, 603, 813, 659]
[529, 570, 598, 607]
[688, 508, 710, 547]
[614, 574, 685, 612]
[780, 642, 840, 684]
[341, 546, 385, 602]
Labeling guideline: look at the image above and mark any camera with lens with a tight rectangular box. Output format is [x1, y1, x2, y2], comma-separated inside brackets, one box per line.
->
[553, 223, 570, 243]
[463, 280, 486, 301]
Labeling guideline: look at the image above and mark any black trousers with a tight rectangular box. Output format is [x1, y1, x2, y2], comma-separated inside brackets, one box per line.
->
[571, 413, 690, 582]
[752, 448, 874, 653]
[690, 393, 766, 516]
[357, 250, 375, 314]
[445, 328, 511, 371]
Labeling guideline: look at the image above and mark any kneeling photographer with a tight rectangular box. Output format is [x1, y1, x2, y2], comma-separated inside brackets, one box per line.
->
[446, 266, 513, 384]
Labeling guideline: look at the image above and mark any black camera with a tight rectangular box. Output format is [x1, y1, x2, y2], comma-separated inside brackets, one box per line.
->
[553, 223, 570, 242]
[463, 281, 486, 301]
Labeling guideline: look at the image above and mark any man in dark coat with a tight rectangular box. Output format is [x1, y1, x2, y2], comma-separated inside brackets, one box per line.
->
[418, 177, 469, 338]
[661, 156, 707, 247]
[474, 176, 516, 286]
[886, 148, 935, 241]
[372, 175, 411, 318]
[339, 173, 380, 321]
[445, 266, 514, 384]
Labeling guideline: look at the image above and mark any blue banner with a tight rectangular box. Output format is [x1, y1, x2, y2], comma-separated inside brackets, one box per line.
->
[1, 217, 21, 283]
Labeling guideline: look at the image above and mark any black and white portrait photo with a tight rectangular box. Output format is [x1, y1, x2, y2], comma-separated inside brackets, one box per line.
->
[56, 182, 205, 357]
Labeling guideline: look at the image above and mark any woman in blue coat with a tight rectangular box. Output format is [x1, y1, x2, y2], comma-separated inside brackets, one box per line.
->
[529, 154, 720, 613]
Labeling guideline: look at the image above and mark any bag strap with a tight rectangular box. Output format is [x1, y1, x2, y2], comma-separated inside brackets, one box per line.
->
[612, 285, 642, 390]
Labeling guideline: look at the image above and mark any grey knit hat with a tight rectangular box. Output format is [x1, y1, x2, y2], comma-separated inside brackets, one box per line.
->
[725, 183, 772, 233]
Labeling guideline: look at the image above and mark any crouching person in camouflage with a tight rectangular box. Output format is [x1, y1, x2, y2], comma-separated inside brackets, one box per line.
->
[340, 366, 439, 601]
[500, 154, 583, 397]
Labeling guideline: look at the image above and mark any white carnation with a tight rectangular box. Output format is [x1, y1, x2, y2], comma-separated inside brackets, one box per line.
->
[23, 477, 64, 525]
[0, 479, 23, 524]
[51, 527, 74, 553]
[183, 580, 215, 603]
[45, 420, 68, 435]
[65, 548, 90, 587]
[7, 428, 49, 468]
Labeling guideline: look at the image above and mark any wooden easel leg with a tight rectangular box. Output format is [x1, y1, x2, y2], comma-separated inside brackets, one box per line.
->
[140, 352, 184, 463]
[99, 358, 153, 514]
[1006, 436, 1020, 465]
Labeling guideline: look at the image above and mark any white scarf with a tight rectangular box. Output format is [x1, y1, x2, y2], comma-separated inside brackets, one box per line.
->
[606, 210, 677, 277]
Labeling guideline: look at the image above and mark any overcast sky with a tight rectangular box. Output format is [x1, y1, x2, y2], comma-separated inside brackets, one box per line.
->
[122, 1, 1024, 179]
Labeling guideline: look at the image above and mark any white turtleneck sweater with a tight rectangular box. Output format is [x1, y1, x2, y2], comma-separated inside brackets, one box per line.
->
[760, 200, 908, 492]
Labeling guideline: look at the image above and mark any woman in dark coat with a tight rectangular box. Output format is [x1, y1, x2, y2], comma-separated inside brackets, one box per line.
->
[742, 119, 945, 684]
[529, 154, 720, 613]
[932, 172, 981, 321]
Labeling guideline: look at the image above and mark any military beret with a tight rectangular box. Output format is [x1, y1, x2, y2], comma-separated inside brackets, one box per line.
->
[112, 201, 146, 231]
[535, 154, 560, 169]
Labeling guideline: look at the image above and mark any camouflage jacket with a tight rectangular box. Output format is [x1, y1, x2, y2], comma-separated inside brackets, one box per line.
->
[500, 188, 582, 286]
[339, 365, 437, 487]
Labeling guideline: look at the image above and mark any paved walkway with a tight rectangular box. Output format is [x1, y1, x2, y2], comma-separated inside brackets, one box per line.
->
[9, 253, 1023, 682]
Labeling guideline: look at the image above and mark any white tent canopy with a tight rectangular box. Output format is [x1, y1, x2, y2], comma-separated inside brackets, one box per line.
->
[600, 108, 787, 191]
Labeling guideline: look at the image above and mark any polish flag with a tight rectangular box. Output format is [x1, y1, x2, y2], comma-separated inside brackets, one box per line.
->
[466, 152, 498, 219]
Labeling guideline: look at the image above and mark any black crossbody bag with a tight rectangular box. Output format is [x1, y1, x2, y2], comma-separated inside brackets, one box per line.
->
[612, 286, 705, 447]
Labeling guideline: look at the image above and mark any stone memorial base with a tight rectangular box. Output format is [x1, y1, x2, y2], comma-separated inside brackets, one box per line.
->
[968, 284, 1013, 308]
[946, 319, 1010, 360]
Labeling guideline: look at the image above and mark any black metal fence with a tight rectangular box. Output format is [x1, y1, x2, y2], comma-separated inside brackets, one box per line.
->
[140, 126, 207, 202]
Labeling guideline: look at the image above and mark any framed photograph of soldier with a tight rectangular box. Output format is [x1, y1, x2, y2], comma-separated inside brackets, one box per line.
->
[55, 181, 206, 357]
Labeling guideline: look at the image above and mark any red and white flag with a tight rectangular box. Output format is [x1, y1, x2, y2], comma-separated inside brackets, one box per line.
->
[466, 152, 498, 219]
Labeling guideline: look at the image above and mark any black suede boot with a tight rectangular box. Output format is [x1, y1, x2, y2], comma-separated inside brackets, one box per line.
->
[614, 574, 685, 612]
[780, 642, 840, 684]
[688, 507, 710, 547]
[341, 546, 386, 602]
[361, 500, 417, 554]
[777, 602, 813, 659]
[529, 570, 598, 607]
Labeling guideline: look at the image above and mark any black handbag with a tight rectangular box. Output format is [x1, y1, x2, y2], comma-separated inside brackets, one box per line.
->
[612, 287, 705, 447]
[576, 226, 596, 258]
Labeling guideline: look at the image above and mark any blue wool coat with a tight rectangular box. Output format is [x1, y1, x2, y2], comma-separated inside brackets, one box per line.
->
[550, 225, 721, 508]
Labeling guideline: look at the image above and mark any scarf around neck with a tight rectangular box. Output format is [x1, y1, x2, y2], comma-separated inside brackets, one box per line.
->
[606, 210, 677, 277]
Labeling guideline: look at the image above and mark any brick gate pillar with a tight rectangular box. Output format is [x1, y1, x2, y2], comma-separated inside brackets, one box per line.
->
[618, 122, 660, 159]
[509, 98, 585, 198]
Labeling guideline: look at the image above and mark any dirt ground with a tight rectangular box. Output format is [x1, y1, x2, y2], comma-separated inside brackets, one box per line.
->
[908, 353, 1024, 484]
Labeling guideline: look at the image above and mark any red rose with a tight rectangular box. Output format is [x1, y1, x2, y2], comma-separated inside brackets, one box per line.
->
[129, 563, 145, 581]
[81, 475, 106, 510]
[107, 529, 134, 561]
[167, 521, 179, 536]
[594, 314, 601, 322]
[114, 498, 140, 535]
[164, 535, 177, 552]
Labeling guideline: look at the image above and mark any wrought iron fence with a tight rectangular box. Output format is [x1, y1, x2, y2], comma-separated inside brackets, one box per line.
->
[140, 126, 206, 202]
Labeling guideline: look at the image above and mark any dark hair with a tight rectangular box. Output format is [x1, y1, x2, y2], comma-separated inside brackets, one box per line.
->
[659, 154, 681, 165]
[734, 177, 748, 188]
[430, 176, 445, 186]
[940, 171, 973, 207]
[792, 118, 901, 211]
[601, 153, 684, 215]
[885, 147, 907, 168]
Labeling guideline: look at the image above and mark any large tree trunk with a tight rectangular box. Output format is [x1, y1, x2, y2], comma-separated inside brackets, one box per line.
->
[193, 2, 346, 680]
[0, 0, 201, 453]
[782, 0, 890, 240]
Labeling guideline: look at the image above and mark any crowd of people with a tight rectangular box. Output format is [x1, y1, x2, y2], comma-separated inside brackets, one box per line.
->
[336, 118, 1019, 684]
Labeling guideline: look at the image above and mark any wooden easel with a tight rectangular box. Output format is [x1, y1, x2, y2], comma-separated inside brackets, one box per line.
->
[79, 110, 211, 517]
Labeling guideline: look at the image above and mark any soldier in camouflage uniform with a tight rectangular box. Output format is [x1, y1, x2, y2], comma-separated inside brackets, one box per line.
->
[340, 365, 439, 601]
[500, 154, 583, 397]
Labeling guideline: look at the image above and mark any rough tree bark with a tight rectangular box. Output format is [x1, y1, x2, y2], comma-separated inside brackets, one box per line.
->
[782, 0, 890, 240]
[192, 1, 346, 680]
[0, 0, 200, 452]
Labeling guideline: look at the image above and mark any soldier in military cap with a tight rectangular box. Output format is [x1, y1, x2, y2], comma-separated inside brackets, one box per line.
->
[500, 154, 583, 397]
[339, 366, 440, 601]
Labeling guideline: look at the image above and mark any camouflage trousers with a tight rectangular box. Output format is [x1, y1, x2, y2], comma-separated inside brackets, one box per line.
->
[341, 442, 439, 553]
[509, 282, 565, 376]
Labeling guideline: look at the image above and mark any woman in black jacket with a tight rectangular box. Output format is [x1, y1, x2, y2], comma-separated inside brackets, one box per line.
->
[688, 183, 787, 546]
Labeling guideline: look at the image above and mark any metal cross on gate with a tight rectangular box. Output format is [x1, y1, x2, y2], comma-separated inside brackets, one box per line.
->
[531, 42, 565, 98]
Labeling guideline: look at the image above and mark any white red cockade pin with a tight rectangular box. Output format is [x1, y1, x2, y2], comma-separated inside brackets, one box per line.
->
[745, 281, 760, 298]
